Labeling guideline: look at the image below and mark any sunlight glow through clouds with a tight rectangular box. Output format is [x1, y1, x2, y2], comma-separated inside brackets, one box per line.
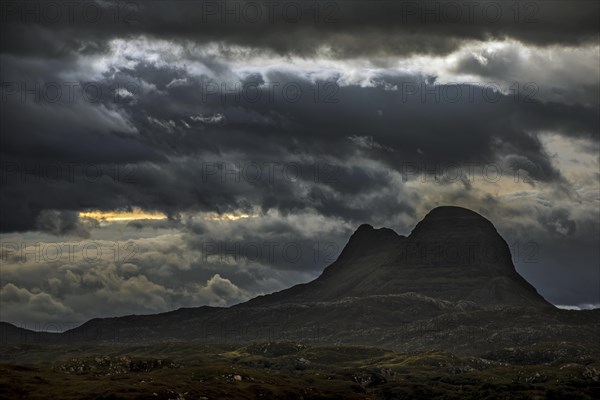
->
[79, 209, 167, 222]
[78, 209, 258, 223]
[202, 212, 257, 221]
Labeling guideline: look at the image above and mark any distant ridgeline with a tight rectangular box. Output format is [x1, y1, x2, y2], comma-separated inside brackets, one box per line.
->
[2, 207, 599, 354]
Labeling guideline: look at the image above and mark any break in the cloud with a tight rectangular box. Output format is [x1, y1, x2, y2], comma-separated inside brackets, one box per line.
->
[0, 1, 598, 326]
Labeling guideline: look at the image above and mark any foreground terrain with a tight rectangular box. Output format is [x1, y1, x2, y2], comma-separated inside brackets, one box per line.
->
[1, 341, 599, 399]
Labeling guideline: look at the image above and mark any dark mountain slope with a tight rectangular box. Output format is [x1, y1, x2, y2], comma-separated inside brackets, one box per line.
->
[243, 206, 550, 307]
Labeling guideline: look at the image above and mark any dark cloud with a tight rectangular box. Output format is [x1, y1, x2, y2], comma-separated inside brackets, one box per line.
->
[536, 207, 577, 236]
[1, 66, 598, 232]
[1, 1, 598, 59]
[36, 210, 98, 238]
[0, 0, 598, 319]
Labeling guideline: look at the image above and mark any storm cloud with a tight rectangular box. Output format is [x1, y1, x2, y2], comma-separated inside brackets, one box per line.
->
[0, 0, 598, 327]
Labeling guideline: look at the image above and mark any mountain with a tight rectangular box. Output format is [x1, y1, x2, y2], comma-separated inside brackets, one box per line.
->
[243, 206, 550, 308]
[2, 206, 598, 354]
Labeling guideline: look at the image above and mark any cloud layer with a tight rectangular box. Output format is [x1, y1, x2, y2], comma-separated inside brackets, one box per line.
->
[1, 0, 598, 326]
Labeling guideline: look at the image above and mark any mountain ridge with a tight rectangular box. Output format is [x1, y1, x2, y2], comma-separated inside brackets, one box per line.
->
[243, 206, 550, 308]
[3, 206, 598, 354]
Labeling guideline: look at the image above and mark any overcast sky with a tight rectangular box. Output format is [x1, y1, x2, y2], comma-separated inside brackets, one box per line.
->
[1, 0, 599, 329]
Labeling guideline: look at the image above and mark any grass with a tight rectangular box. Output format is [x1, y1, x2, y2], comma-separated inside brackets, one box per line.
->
[1, 341, 599, 399]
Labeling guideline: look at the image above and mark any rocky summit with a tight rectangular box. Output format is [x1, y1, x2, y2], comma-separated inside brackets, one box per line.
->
[245, 206, 551, 308]
[2, 207, 598, 355]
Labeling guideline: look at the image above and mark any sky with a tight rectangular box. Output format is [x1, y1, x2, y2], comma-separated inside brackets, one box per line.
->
[0, 0, 599, 330]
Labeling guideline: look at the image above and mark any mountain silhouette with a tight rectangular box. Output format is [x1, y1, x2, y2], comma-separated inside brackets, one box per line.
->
[2, 206, 597, 354]
[244, 206, 550, 308]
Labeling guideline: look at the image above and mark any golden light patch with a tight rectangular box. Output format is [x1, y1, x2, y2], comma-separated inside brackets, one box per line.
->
[202, 212, 257, 221]
[79, 209, 167, 222]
